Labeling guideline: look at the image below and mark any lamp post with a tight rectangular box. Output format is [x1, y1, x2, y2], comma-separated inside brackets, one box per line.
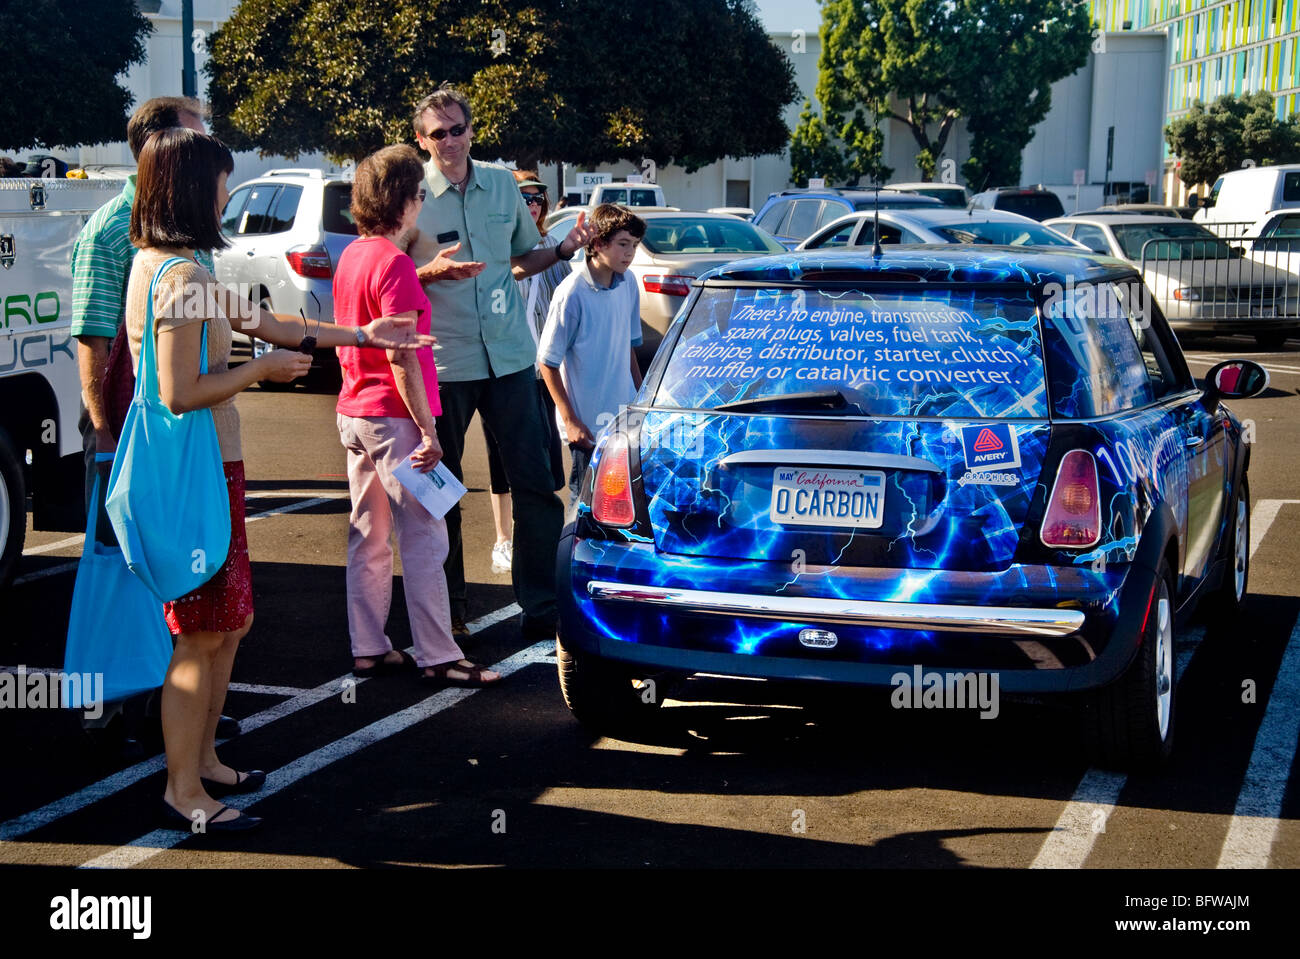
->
[182, 0, 196, 98]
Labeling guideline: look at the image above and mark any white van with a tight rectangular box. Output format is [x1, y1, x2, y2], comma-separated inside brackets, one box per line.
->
[1, 176, 122, 586]
[588, 181, 666, 208]
[1195, 164, 1300, 229]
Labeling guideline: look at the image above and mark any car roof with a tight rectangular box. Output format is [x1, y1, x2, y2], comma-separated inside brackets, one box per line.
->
[822, 208, 1048, 229]
[703, 247, 1129, 286]
[233, 169, 348, 188]
[1048, 214, 1206, 226]
[766, 188, 942, 204]
[886, 182, 968, 191]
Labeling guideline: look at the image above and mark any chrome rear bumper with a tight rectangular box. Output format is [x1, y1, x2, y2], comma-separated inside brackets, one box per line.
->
[586, 581, 1085, 637]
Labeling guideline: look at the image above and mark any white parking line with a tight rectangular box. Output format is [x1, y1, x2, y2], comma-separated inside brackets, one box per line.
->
[0, 603, 521, 842]
[12, 493, 346, 587]
[1217, 611, 1300, 869]
[1030, 499, 1291, 869]
[1183, 355, 1300, 375]
[78, 640, 554, 869]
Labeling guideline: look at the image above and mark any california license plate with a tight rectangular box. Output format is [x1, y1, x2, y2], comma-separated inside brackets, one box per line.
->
[769, 467, 886, 529]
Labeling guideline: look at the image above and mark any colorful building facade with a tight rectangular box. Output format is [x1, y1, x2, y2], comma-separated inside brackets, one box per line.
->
[1093, 0, 1300, 118]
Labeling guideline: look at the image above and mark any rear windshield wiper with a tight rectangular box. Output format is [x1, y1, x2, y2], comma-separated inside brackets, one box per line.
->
[713, 389, 867, 415]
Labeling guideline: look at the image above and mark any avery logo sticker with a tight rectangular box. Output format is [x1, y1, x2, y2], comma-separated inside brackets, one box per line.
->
[960, 423, 1020, 471]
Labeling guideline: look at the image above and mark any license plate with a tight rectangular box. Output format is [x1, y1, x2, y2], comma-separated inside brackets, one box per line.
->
[769, 468, 886, 529]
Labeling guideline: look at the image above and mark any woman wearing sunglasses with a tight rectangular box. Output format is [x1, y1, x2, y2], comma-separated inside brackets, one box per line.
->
[479, 170, 570, 575]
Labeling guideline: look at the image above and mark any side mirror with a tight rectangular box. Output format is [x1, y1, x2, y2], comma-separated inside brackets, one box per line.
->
[1201, 195, 1215, 209]
[1203, 359, 1269, 409]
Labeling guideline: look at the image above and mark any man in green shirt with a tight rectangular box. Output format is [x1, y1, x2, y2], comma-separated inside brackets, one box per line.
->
[409, 85, 595, 640]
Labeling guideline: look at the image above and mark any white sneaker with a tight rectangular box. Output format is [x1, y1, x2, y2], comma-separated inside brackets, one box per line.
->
[491, 540, 512, 573]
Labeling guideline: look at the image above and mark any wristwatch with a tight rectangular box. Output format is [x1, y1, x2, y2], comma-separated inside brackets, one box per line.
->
[555, 243, 574, 262]
[354, 326, 368, 346]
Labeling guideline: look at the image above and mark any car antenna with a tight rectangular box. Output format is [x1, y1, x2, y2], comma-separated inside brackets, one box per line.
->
[871, 118, 883, 259]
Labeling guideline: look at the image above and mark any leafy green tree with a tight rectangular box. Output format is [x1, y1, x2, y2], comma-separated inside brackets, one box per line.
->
[1166, 91, 1300, 188]
[789, 101, 850, 185]
[957, 1, 1092, 190]
[805, 0, 1090, 187]
[207, 0, 797, 170]
[0, 0, 152, 150]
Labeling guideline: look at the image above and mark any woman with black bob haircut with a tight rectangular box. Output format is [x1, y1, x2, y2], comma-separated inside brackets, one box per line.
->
[125, 128, 434, 832]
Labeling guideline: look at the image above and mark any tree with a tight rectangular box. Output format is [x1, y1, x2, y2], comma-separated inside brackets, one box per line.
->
[800, 0, 1091, 186]
[207, 0, 797, 169]
[789, 101, 850, 185]
[1166, 91, 1300, 188]
[0, 0, 152, 150]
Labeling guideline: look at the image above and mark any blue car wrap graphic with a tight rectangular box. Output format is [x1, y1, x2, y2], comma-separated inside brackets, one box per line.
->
[560, 249, 1241, 687]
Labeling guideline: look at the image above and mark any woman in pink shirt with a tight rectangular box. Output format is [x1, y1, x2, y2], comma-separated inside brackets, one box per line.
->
[334, 145, 500, 687]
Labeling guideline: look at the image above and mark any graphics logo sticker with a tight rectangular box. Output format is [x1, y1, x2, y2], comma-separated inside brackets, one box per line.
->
[960, 423, 1020, 471]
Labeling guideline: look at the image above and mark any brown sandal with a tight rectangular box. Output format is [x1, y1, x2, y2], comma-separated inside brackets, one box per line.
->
[421, 659, 501, 688]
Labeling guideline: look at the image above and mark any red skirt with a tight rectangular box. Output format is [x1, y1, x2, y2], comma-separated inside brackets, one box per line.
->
[164, 461, 254, 635]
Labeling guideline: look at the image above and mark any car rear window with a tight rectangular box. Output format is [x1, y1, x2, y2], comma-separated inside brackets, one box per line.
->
[1041, 281, 1154, 417]
[931, 222, 1076, 246]
[655, 286, 1047, 419]
[322, 184, 357, 235]
[995, 193, 1064, 220]
[1283, 172, 1300, 202]
[1110, 221, 1227, 260]
[640, 217, 785, 254]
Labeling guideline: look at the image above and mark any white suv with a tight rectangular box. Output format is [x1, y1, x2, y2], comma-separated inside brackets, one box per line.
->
[214, 169, 357, 388]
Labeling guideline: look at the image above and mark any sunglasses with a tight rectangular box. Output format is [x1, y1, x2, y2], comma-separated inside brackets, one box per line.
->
[424, 123, 468, 141]
[521, 192, 547, 206]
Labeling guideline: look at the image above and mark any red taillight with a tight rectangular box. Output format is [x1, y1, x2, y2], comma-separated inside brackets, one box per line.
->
[592, 433, 636, 527]
[642, 274, 693, 296]
[1040, 450, 1101, 548]
[286, 246, 332, 278]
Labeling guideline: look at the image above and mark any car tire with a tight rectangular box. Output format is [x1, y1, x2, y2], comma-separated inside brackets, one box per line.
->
[1255, 331, 1288, 350]
[1205, 477, 1249, 624]
[556, 634, 663, 736]
[1084, 560, 1176, 770]
[254, 297, 296, 392]
[0, 424, 27, 588]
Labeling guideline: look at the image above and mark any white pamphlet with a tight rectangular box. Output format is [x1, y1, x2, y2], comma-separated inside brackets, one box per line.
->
[393, 454, 466, 519]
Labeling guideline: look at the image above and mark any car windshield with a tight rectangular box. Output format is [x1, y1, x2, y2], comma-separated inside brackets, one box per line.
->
[904, 187, 967, 207]
[996, 193, 1065, 220]
[639, 218, 786, 255]
[1111, 222, 1232, 260]
[655, 286, 1047, 419]
[932, 221, 1076, 246]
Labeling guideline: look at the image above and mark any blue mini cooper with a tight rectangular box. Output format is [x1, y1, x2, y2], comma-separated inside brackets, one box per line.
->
[555, 247, 1267, 769]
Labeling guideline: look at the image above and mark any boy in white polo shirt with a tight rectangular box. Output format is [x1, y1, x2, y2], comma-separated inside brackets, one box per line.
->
[538, 204, 646, 504]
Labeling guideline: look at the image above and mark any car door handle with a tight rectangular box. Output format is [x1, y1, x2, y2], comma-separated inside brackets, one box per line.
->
[1185, 436, 1205, 448]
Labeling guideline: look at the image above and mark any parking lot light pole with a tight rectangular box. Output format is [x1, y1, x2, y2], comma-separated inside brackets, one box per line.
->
[182, 0, 196, 98]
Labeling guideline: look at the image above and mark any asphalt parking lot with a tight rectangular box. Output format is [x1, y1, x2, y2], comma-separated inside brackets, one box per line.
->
[1, 337, 1297, 878]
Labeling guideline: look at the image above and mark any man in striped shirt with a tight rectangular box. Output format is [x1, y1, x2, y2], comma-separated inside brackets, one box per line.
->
[70, 98, 244, 745]
[70, 96, 207, 520]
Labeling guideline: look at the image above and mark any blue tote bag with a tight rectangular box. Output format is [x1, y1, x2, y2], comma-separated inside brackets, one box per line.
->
[106, 256, 231, 603]
[63, 471, 173, 707]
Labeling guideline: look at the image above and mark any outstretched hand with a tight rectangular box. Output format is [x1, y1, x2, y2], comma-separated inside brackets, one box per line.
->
[558, 212, 595, 259]
[361, 317, 437, 350]
[419, 241, 486, 282]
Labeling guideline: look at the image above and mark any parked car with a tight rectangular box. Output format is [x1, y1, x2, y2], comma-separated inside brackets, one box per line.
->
[706, 206, 755, 220]
[1233, 208, 1300, 277]
[1045, 213, 1299, 348]
[544, 205, 678, 233]
[555, 246, 1266, 769]
[589, 182, 666, 208]
[886, 181, 970, 208]
[753, 188, 942, 249]
[796, 207, 1083, 250]
[549, 210, 786, 366]
[969, 186, 1065, 221]
[1196, 164, 1300, 230]
[213, 168, 358, 387]
[1086, 203, 1197, 220]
